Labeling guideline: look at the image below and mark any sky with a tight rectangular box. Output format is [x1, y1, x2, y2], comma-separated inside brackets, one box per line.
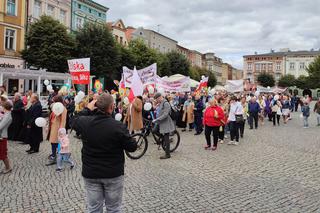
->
[96, 0, 320, 69]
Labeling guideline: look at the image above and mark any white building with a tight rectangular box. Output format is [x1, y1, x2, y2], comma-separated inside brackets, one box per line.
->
[27, 0, 72, 29]
[131, 27, 177, 54]
[285, 50, 320, 78]
[107, 19, 129, 46]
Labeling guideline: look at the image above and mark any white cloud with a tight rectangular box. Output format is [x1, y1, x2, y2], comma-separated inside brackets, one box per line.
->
[96, 0, 320, 68]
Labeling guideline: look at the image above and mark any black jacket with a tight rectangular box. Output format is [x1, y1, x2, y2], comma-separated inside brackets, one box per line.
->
[25, 101, 43, 143]
[71, 108, 137, 179]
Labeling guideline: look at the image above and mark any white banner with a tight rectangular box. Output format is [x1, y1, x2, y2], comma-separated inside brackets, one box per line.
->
[156, 75, 191, 93]
[123, 63, 157, 87]
[226, 79, 244, 93]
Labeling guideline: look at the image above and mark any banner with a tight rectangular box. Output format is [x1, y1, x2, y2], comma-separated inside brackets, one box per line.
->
[225, 79, 244, 93]
[123, 63, 157, 87]
[68, 58, 90, 84]
[156, 75, 191, 93]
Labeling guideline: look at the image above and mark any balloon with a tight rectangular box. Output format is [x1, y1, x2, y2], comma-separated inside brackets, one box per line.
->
[44, 80, 50, 86]
[123, 97, 129, 105]
[147, 86, 155, 94]
[74, 95, 83, 104]
[52, 102, 64, 116]
[157, 88, 165, 96]
[35, 117, 46, 127]
[47, 85, 53, 91]
[78, 91, 85, 99]
[115, 113, 122, 121]
[274, 95, 279, 101]
[144, 102, 152, 111]
[201, 75, 205, 80]
[267, 86, 271, 89]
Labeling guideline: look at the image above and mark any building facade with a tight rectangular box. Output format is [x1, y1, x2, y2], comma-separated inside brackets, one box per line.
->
[243, 49, 320, 83]
[71, 0, 108, 31]
[284, 50, 320, 78]
[188, 50, 202, 68]
[107, 19, 128, 46]
[177, 44, 190, 59]
[243, 52, 285, 83]
[203, 53, 223, 85]
[131, 27, 177, 54]
[27, 0, 72, 29]
[0, 0, 26, 93]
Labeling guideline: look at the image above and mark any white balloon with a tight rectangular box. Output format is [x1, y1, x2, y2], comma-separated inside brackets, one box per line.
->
[78, 91, 85, 99]
[35, 117, 46, 127]
[201, 75, 205, 80]
[115, 113, 122, 121]
[52, 102, 64, 116]
[144, 102, 152, 111]
[147, 86, 155, 94]
[274, 95, 279, 101]
[74, 95, 83, 104]
[123, 97, 129, 105]
[267, 86, 271, 89]
[47, 85, 53, 91]
[44, 80, 50, 86]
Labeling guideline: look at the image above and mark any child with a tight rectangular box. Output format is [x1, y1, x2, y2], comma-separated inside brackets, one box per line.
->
[56, 128, 74, 172]
[301, 102, 310, 128]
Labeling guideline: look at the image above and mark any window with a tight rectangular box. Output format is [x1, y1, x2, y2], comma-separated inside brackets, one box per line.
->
[59, 10, 66, 24]
[262, 64, 266, 70]
[276, 62, 281, 70]
[76, 17, 83, 29]
[5, 29, 15, 50]
[255, 64, 260, 71]
[89, 9, 92, 13]
[99, 13, 101, 17]
[247, 63, 252, 70]
[268, 63, 273, 71]
[120, 37, 123, 45]
[47, 5, 55, 17]
[289, 62, 295, 70]
[115, 35, 119, 42]
[6, 0, 16, 15]
[33, 0, 41, 18]
[208, 65, 213, 71]
[78, 4, 81, 9]
[299, 62, 305, 69]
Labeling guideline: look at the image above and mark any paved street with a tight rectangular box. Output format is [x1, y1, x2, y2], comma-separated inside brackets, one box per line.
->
[1, 109, 320, 212]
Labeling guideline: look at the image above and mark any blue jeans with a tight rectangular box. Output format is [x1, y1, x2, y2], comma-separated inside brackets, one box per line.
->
[57, 153, 74, 169]
[84, 176, 124, 213]
[303, 116, 309, 127]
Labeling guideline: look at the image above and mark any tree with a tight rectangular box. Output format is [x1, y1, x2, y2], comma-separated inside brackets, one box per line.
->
[189, 66, 217, 87]
[157, 53, 171, 77]
[278, 74, 296, 87]
[128, 39, 158, 69]
[306, 56, 320, 88]
[117, 45, 136, 79]
[75, 23, 120, 78]
[22, 16, 75, 73]
[257, 72, 275, 87]
[166, 51, 190, 76]
[295, 75, 311, 89]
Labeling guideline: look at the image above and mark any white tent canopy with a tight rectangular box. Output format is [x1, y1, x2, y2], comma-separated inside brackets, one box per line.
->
[166, 74, 200, 88]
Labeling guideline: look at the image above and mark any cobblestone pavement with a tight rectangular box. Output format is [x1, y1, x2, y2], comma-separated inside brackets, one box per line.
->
[1, 108, 320, 212]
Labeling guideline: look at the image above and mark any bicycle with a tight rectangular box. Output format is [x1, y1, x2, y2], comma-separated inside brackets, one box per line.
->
[125, 117, 180, 160]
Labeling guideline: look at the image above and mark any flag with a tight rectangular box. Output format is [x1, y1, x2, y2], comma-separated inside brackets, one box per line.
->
[196, 76, 209, 92]
[119, 75, 126, 97]
[131, 68, 144, 97]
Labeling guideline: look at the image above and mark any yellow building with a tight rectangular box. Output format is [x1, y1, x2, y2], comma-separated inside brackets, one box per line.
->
[0, 0, 26, 93]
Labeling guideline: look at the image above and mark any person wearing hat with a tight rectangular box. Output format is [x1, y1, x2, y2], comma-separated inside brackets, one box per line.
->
[153, 92, 176, 159]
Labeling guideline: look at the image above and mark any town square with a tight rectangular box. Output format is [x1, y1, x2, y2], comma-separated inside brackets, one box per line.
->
[1, 0, 320, 212]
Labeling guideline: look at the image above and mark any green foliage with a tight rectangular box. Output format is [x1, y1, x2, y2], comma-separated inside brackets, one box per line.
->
[278, 74, 296, 87]
[306, 56, 320, 88]
[75, 23, 120, 78]
[257, 72, 275, 87]
[156, 53, 171, 77]
[295, 75, 311, 89]
[128, 39, 158, 69]
[117, 45, 136, 79]
[165, 51, 190, 76]
[22, 16, 75, 73]
[190, 66, 217, 87]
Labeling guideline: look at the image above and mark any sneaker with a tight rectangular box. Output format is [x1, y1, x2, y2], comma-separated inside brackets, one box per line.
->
[212, 146, 217, 151]
[160, 155, 171, 159]
[70, 165, 75, 170]
[228, 141, 235, 145]
[234, 142, 239, 146]
[56, 168, 63, 172]
[220, 140, 224, 144]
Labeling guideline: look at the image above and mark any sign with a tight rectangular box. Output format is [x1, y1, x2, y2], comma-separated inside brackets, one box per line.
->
[123, 63, 157, 87]
[0, 57, 24, 69]
[226, 80, 244, 93]
[156, 75, 191, 93]
[68, 58, 90, 84]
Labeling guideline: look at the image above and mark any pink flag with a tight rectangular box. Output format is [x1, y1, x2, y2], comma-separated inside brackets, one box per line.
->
[131, 68, 144, 97]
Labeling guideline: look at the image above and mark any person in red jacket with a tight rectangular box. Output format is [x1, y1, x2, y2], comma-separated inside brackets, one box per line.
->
[203, 98, 224, 151]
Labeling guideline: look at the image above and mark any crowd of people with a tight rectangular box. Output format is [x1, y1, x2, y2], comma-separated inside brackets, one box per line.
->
[1, 84, 320, 212]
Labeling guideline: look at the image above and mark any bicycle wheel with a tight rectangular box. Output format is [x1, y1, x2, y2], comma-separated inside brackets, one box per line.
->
[161, 130, 180, 152]
[125, 133, 148, 160]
